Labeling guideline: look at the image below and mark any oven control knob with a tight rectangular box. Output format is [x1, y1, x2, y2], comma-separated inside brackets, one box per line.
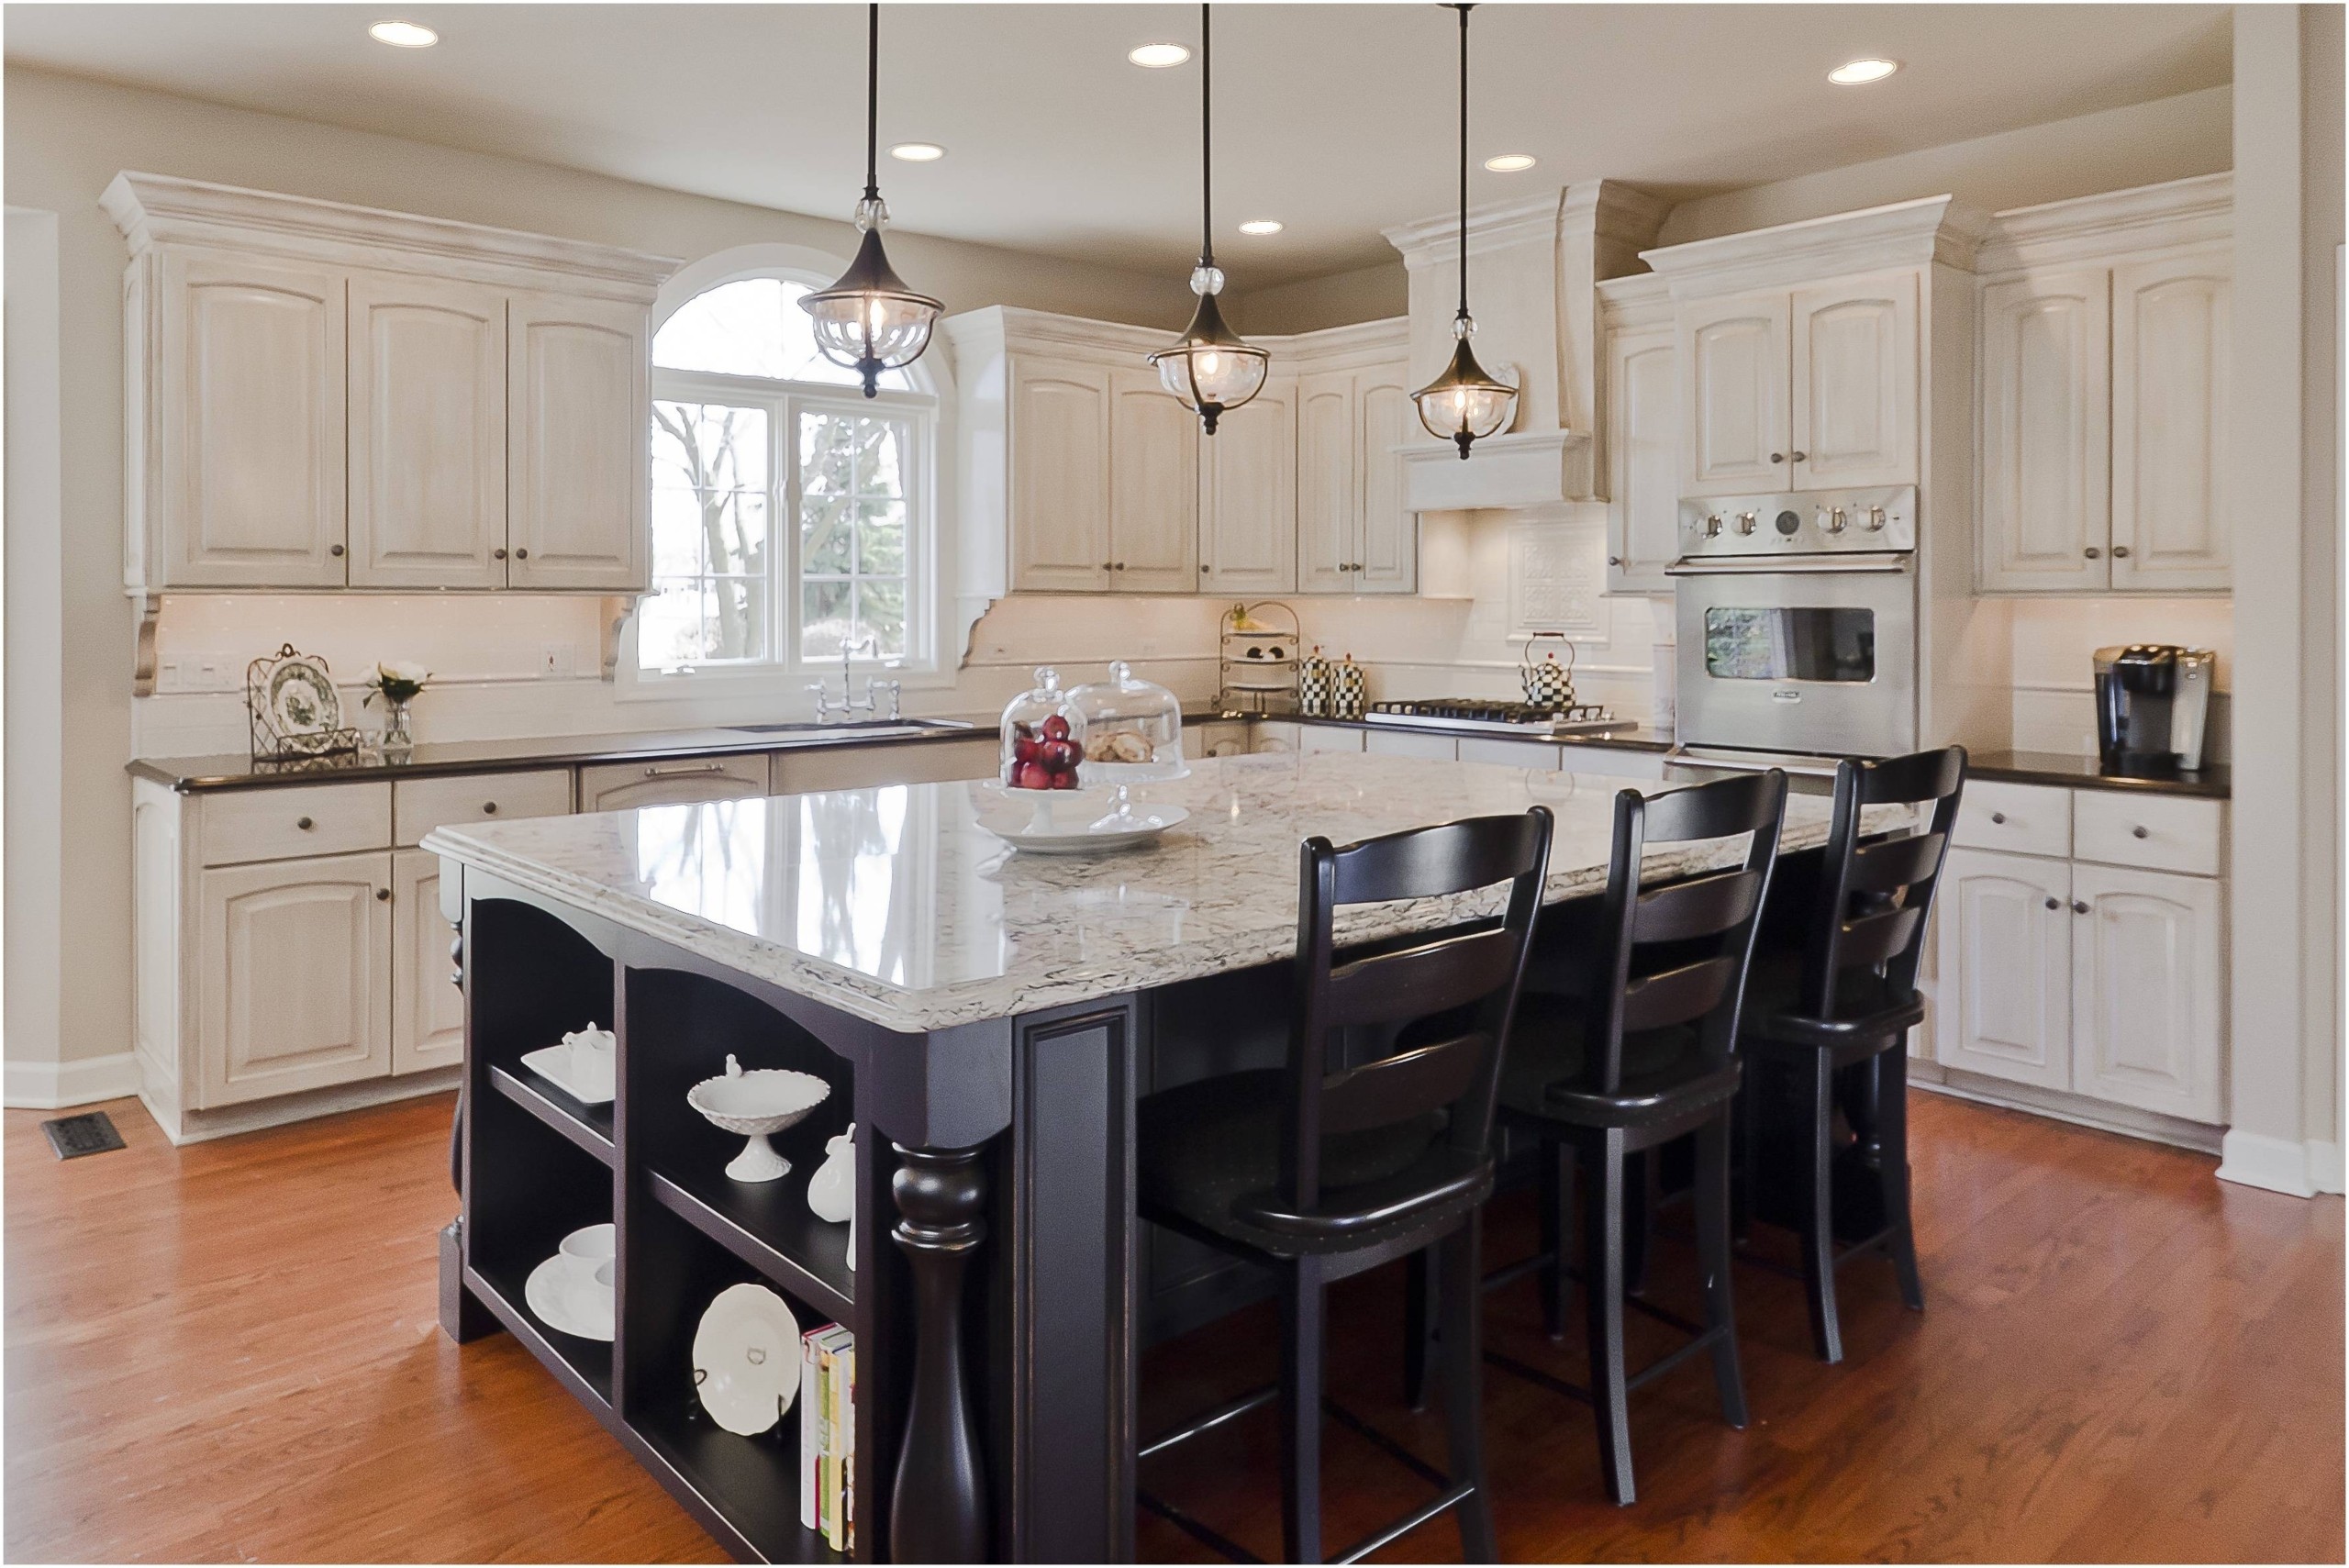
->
[1702, 513, 1723, 539]
[1865, 506, 1888, 532]
[1734, 511, 1758, 536]
[1820, 506, 1849, 535]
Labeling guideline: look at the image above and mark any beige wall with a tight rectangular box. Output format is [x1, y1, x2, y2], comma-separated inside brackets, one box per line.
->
[1233, 259, 1409, 336]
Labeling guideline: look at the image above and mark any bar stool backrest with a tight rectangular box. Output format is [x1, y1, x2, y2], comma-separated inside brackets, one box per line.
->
[1277, 808, 1556, 1216]
[1578, 771, 1790, 1095]
[1798, 745, 1968, 1022]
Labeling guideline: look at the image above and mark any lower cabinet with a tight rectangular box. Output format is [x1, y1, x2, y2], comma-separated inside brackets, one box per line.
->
[579, 753, 772, 810]
[198, 852, 394, 1106]
[774, 737, 996, 793]
[1934, 816, 2226, 1124]
[392, 846, 464, 1076]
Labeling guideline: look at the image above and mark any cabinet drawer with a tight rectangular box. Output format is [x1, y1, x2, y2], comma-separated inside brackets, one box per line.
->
[579, 752, 770, 812]
[1954, 780, 2070, 859]
[2072, 791, 2223, 876]
[394, 769, 572, 846]
[1299, 725, 1367, 754]
[202, 783, 391, 866]
[1364, 728, 1454, 762]
[1458, 738, 1563, 770]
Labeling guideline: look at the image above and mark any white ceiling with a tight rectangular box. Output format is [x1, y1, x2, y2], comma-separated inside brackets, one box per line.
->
[6, 3, 2232, 286]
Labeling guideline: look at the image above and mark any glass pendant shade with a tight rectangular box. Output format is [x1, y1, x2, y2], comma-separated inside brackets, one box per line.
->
[1149, 272, 1270, 434]
[800, 5, 941, 398]
[1413, 334, 1517, 456]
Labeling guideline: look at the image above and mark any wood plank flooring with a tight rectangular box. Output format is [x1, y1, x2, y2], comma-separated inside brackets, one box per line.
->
[6, 1089, 2340, 1563]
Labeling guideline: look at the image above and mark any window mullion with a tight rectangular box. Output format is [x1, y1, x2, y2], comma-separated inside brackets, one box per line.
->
[778, 391, 797, 674]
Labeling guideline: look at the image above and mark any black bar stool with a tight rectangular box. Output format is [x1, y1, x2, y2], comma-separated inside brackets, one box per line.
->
[1468, 771, 1788, 1507]
[1135, 807, 1554, 1564]
[1738, 745, 1965, 1364]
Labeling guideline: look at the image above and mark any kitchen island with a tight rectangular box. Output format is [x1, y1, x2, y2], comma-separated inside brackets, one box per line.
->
[425, 752, 1858, 1563]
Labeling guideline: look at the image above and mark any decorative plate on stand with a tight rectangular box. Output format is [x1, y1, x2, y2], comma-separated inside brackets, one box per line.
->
[245, 644, 361, 761]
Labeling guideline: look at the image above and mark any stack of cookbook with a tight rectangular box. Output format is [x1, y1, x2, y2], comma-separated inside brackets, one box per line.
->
[799, 1324, 855, 1552]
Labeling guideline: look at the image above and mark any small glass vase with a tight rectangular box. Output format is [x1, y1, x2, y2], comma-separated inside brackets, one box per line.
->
[380, 697, 415, 757]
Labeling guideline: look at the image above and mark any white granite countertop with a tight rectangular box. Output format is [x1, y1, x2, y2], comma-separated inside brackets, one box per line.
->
[424, 752, 1867, 1034]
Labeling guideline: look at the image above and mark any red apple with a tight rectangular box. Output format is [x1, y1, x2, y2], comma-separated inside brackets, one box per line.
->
[1014, 762, 1052, 791]
[1013, 735, 1041, 764]
[1041, 714, 1071, 741]
[1051, 769, 1077, 789]
[1040, 738, 1080, 772]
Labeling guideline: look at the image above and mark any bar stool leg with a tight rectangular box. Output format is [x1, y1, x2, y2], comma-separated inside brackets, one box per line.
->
[1438, 1218, 1499, 1562]
[1582, 1131, 1636, 1506]
[1624, 1149, 1655, 1297]
[1280, 1257, 1327, 1564]
[1878, 1044, 1924, 1311]
[1731, 1067, 1756, 1243]
[1692, 1110, 1748, 1429]
[1800, 1051, 1845, 1365]
[1404, 1244, 1437, 1411]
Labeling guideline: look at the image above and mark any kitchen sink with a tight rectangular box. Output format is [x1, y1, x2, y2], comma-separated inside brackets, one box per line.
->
[722, 718, 978, 741]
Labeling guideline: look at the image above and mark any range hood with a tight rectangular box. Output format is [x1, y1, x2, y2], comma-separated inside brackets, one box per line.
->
[1381, 180, 1664, 513]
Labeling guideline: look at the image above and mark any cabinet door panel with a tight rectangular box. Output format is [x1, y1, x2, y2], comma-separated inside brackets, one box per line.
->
[1934, 847, 2072, 1090]
[507, 294, 648, 588]
[1679, 292, 1790, 496]
[775, 737, 996, 794]
[198, 854, 392, 1106]
[579, 754, 771, 811]
[348, 274, 507, 587]
[1108, 369, 1197, 591]
[1296, 372, 1356, 592]
[1792, 272, 1916, 489]
[2070, 863, 2223, 1120]
[158, 252, 347, 586]
[2111, 253, 2230, 591]
[1976, 271, 2111, 593]
[1010, 361, 1112, 591]
[1606, 328, 1680, 591]
[391, 847, 463, 1076]
[1199, 379, 1296, 594]
[1353, 371, 1417, 593]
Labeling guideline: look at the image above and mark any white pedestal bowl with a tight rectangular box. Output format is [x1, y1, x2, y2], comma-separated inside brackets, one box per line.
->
[686, 1054, 832, 1183]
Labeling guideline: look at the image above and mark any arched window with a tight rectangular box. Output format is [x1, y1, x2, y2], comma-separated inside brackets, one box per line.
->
[640, 272, 934, 679]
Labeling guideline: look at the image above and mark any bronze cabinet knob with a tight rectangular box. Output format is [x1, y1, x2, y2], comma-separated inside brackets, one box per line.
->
[493, 548, 508, 561]
[483, 802, 498, 815]
[328, 543, 345, 557]
[514, 547, 529, 560]
[1990, 812, 2007, 824]
[2071, 899, 2090, 914]
[2112, 545, 2132, 559]
[1790, 450, 1808, 462]
[1770, 452, 1786, 463]
[2132, 825, 2149, 839]
[375, 887, 392, 902]
[2085, 547, 2102, 560]
[2044, 896, 2060, 910]
[296, 816, 314, 830]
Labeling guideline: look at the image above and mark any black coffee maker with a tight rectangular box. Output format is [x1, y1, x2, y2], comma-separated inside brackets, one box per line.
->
[2093, 644, 2214, 773]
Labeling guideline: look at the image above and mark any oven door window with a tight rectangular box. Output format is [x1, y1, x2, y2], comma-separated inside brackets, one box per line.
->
[1702, 607, 1876, 683]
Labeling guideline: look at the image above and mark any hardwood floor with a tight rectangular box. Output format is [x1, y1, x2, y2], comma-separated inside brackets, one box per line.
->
[6, 1089, 2340, 1563]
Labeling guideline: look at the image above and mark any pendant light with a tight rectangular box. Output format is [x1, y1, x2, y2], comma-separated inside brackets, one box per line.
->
[1146, 3, 1269, 436]
[801, 3, 943, 397]
[1410, 2, 1518, 458]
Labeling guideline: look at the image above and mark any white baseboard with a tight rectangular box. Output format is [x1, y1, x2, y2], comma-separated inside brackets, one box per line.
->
[2310, 1140, 2344, 1195]
[4, 1051, 140, 1110]
[1910, 1060, 2224, 1154]
[2216, 1129, 2321, 1197]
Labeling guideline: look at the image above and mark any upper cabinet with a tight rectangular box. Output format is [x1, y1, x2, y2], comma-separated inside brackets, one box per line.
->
[1295, 351, 1414, 595]
[106, 172, 678, 599]
[1677, 275, 1915, 497]
[1972, 173, 2232, 595]
[1200, 378, 1297, 595]
[1598, 275, 1680, 593]
[1108, 367, 1200, 592]
[1008, 358, 1115, 592]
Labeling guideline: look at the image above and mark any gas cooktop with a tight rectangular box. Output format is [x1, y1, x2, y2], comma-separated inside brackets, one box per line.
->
[1363, 699, 1633, 738]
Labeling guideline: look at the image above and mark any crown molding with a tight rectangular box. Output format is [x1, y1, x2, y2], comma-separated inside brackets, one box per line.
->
[102, 172, 681, 300]
[941, 304, 1176, 361]
[1975, 171, 2232, 275]
[1596, 272, 1673, 331]
[1384, 193, 1562, 269]
[1641, 194, 1989, 299]
[1560, 180, 1669, 249]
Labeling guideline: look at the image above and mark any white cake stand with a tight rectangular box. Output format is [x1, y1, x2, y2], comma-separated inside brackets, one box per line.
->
[686, 1054, 832, 1183]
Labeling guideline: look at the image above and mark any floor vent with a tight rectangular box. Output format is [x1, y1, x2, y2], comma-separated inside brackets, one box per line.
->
[40, 1112, 127, 1161]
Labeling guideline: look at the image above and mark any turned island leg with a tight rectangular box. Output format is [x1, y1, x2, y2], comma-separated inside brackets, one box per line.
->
[891, 1141, 990, 1563]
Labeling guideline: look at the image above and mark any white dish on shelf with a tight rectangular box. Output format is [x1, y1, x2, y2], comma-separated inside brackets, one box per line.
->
[519, 1026, 616, 1105]
[525, 1248, 616, 1341]
[686, 1054, 831, 1183]
[691, 1282, 801, 1436]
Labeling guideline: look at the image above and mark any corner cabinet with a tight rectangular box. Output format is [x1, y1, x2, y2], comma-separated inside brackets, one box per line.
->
[106, 172, 676, 601]
[1972, 175, 2232, 595]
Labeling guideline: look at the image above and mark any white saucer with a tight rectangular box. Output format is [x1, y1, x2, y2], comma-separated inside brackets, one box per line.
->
[525, 1251, 615, 1341]
[691, 1283, 801, 1435]
[519, 1043, 615, 1105]
[988, 806, 1188, 853]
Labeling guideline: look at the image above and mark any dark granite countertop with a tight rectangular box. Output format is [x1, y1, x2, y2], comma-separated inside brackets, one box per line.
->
[1966, 751, 2231, 800]
[1251, 711, 1667, 752]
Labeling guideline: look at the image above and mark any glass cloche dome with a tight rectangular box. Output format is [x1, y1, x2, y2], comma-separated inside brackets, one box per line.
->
[999, 666, 1086, 791]
[1067, 662, 1186, 784]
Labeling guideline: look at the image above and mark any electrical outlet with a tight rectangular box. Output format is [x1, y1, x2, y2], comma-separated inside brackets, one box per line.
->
[156, 659, 184, 693]
[540, 641, 575, 678]
[195, 658, 224, 690]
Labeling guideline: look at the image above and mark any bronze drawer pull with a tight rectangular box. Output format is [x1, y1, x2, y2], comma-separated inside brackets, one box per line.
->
[2132, 825, 2149, 839]
[483, 802, 499, 815]
[1990, 811, 2006, 825]
[296, 816, 314, 830]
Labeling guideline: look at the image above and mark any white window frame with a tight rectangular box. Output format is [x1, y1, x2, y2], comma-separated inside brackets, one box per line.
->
[621, 251, 951, 706]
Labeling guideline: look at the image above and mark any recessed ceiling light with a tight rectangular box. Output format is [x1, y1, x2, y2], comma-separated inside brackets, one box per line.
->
[367, 19, 438, 48]
[889, 142, 945, 162]
[1238, 219, 1284, 236]
[1484, 153, 1537, 173]
[1128, 42, 1191, 68]
[1828, 57, 1899, 84]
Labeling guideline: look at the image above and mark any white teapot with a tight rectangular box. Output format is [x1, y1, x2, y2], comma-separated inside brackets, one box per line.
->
[807, 1123, 856, 1269]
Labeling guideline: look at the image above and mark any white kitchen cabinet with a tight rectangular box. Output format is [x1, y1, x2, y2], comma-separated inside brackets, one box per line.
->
[1297, 365, 1415, 595]
[2068, 862, 2223, 1119]
[1299, 725, 1366, 753]
[197, 853, 393, 1106]
[149, 250, 350, 588]
[1010, 359, 1114, 592]
[1603, 323, 1681, 592]
[391, 847, 464, 1076]
[1186, 721, 1252, 760]
[1249, 722, 1299, 753]
[1935, 846, 2075, 1091]
[506, 292, 649, 590]
[347, 272, 507, 588]
[2110, 250, 2231, 592]
[1975, 270, 2112, 593]
[774, 737, 996, 794]
[1678, 290, 1790, 496]
[1108, 369, 1199, 592]
[1790, 272, 1917, 490]
[1364, 729, 1456, 762]
[1556, 743, 1669, 781]
[579, 753, 772, 811]
[1198, 378, 1297, 595]
[1354, 371, 1415, 592]
[1297, 371, 1355, 594]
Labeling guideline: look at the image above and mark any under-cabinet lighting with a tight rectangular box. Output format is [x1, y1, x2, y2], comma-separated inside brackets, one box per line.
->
[368, 20, 439, 48]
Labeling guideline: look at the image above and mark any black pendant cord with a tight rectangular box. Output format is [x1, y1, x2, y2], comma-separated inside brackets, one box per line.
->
[1199, 2, 1214, 270]
[863, 2, 882, 202]
[1454, 1, 1472, 326]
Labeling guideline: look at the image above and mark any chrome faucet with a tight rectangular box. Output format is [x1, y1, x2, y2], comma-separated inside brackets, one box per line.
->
[807, 633, 901, 722]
